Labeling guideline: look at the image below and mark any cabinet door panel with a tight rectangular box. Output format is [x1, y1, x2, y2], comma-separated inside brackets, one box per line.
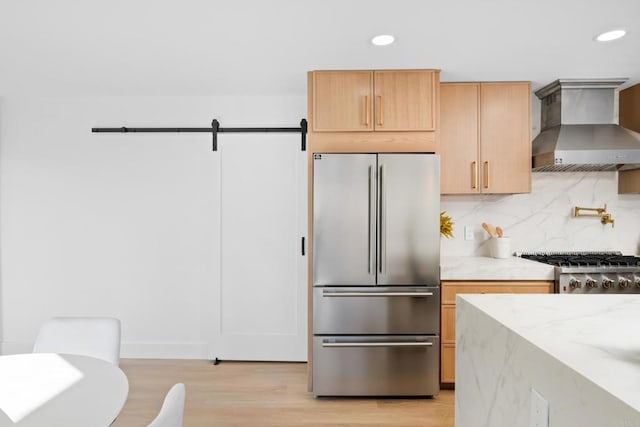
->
[374, 70, 435, 131]
[619, 85, 640, 194]
[619, 83, 640, 132]
[440, 83, 480, 194]
[480, 82, 531, 194]
[441, 305, 456, 343]
[441, 344, 456, 383]
[312, 71, 373, 132]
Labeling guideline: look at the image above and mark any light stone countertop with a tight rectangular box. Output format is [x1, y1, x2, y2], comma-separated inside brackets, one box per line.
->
[440, 256, 556, 281]
[458, 293, 640, 413]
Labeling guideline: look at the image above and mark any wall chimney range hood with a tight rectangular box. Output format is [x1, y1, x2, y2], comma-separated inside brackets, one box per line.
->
[532, 78, 640, 172]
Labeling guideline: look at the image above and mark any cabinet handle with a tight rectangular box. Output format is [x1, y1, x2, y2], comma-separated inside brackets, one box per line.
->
[377, 96, 384, 126]
[365, 96, 370, 126]
[471, 161, 478, 189]
[484, 161, 490, 189]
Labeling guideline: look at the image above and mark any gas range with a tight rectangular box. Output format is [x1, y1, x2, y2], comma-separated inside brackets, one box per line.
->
[518, 252, 640, 294]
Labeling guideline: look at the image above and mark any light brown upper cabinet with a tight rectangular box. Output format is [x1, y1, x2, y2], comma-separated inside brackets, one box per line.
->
[620, 83, 640, 133]
[440, 82, 532, 194]
[619, 83, 640, 194]
[310, 70, 437, 132]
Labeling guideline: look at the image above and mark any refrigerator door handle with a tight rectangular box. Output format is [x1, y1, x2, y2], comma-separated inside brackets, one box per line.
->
[378, 164, 385, 275]
[322, 291, 434, 297]
[322, 341, 433, 348]
[368, 165, 375, 275]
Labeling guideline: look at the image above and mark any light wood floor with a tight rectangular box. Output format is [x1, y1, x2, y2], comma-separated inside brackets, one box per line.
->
[113, 359, 454, 426]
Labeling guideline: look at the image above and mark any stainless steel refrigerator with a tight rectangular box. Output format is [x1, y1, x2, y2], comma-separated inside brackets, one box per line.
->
[312, 153, 440, 397]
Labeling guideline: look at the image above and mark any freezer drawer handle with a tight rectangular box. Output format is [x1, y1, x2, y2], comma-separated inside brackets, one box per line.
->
[322, 292, 434, 297]
[322, 341, 433, 348]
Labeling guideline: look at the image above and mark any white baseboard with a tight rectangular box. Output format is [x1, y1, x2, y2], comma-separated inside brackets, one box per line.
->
[121, 341, 211, 359]
[1, 341, 211, 360]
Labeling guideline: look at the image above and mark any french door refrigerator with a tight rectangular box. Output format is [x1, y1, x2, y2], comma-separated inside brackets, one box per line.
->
[312, 153, 440, 397]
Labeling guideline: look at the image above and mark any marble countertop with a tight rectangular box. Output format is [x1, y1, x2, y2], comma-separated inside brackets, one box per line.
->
[441, 256, 556, 281]
[459, 293, 640, 412]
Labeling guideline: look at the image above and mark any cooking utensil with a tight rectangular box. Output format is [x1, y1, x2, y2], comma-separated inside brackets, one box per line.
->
[482, 222, 496, 237]
[496, 226, 504, 238]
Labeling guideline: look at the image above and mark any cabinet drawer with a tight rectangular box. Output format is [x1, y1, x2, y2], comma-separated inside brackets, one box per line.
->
[441, 305, 456, 343]
[441, 281, 553, 304]
[441, 344, 456, 383]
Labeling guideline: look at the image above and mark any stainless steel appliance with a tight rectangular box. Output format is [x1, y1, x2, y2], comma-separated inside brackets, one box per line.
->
[531, 78, 640, 172]
[312, 153, 440, 397]
[519, 252, 640, 294]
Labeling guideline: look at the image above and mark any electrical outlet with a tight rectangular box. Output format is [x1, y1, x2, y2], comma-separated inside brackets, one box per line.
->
[464, 226, 474, 241]
[530, 389, 549, 427]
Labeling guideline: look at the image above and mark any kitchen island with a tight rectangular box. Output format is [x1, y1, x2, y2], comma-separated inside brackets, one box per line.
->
[456, 294, 640, 427]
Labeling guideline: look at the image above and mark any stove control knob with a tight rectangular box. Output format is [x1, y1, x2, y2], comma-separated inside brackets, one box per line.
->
[585, 278, 598, 289]
[618, 278, 630, 289]
[569, 279, 582, 289]
[636, 278, 640, 288]
[602, 279, 614, 289]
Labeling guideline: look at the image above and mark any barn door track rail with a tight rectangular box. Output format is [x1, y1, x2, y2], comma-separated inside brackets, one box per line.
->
[92, 118, 308, 151]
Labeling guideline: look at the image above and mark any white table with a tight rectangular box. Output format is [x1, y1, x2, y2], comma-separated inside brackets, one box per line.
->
[0, 353, 129, 426]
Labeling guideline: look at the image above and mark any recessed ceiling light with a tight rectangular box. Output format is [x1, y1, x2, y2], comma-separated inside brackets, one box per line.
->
[595, 29, 626, 42]
[371, 34, 395, 46]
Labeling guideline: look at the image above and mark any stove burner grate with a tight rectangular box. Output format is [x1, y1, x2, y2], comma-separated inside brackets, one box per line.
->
[520, 252, 640, 268]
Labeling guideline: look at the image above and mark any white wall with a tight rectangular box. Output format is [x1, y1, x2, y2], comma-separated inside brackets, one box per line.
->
[0, 95, 305, 358]
[3, 94, 640, 359]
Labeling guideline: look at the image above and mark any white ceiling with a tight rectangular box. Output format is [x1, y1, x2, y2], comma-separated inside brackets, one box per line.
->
[1, 0, 639, 96]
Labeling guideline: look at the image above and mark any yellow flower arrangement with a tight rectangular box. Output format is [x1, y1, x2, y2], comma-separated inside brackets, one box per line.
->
[440, 211, 454, 238]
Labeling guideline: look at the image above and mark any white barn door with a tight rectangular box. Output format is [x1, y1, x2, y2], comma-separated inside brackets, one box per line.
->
[211, 134, 307, 361]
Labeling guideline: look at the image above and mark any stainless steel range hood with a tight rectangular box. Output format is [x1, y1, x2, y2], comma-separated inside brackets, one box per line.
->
[532, 78, 640, 171]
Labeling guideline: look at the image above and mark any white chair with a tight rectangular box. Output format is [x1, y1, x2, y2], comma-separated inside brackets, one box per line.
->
[33, 316, 121, 365]
[148, 383, 186, 427]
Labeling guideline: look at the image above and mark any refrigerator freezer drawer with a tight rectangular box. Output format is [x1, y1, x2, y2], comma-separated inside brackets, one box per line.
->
[312, 335, 440, 397]
[313, 287, 440, 335]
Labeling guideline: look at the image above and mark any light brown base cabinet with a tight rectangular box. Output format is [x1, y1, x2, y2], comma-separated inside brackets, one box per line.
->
[440, 280, 553, 384]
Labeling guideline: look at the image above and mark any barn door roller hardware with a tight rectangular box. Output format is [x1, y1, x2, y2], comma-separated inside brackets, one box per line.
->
[92, 118, 308, 151]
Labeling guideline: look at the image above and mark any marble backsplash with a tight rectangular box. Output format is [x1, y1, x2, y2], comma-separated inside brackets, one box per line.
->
[441, 171, 640, 257]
